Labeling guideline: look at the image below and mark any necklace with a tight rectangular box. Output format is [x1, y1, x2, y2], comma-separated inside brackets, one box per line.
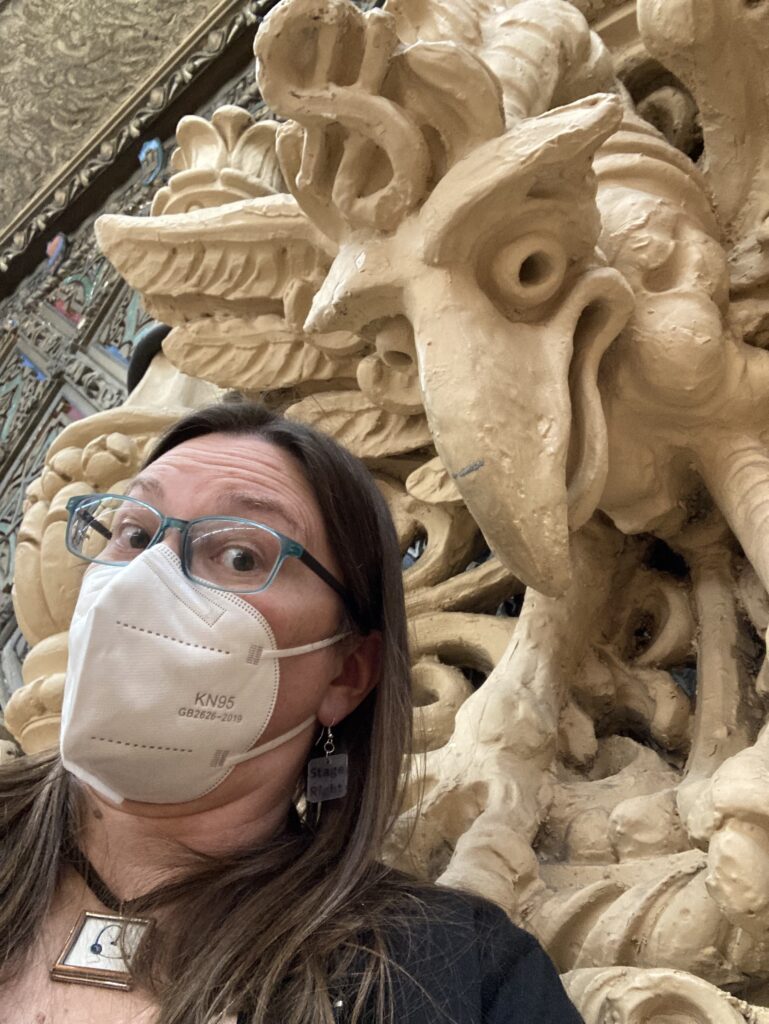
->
[67, 845, 126, 913]
[50, 848, 154, 991]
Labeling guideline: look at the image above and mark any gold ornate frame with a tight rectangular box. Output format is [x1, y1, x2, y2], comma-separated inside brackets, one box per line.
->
[50, 910, 154, 991]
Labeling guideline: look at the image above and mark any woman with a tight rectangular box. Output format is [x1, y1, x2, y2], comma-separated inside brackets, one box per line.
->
[0, 400, 582, 1024]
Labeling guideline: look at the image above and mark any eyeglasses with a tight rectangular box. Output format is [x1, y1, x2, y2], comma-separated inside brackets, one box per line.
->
[65, 492, 355, 612]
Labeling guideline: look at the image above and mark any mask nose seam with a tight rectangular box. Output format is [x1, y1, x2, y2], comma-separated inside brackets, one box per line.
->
[115, 620, 232, 656]
[149, 545, 273, 630]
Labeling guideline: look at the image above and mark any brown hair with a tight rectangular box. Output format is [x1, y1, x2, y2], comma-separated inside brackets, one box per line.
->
[0, 400, 418, 1024]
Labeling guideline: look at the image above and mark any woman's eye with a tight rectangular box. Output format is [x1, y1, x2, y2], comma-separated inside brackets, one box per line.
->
[221, 546, 262, 572]
[114, 523, 152, 550]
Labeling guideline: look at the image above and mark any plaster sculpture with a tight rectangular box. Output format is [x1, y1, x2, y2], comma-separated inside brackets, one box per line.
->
[19, 0, 769, 1018]
[563, 968, 769, 1024]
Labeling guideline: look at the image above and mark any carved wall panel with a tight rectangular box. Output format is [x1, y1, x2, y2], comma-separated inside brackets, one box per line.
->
[0, 0, 278, 281]
[0, 0, 225, 236]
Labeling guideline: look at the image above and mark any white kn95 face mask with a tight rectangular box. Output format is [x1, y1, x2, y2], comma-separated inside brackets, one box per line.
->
[61, 544, 347, 805]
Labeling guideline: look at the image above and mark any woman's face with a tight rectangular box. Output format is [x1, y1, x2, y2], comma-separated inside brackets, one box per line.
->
[102, 431, 377, 819]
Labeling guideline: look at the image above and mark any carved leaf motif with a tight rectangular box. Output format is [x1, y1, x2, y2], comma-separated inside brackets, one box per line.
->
[210, 106, 256, 153]
[286, 390, 431, 458]
[157, 112, 284, 216]
[162, 318, 359, 391]
[228, 123, 283, 190]
[175, 116, 228, 171]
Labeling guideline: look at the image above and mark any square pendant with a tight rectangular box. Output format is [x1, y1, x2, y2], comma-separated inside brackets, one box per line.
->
[306, 753, 348, 802]
[50, 910, 154, 990]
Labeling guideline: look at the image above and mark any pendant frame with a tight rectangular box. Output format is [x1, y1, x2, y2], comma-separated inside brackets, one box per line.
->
[50, 910, 154, 991]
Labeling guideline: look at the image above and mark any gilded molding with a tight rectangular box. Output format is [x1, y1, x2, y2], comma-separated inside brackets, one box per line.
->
[0, 0, 275, 274]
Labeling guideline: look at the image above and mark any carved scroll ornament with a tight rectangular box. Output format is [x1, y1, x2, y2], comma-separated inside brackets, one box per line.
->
[564, 967, 769, 1024]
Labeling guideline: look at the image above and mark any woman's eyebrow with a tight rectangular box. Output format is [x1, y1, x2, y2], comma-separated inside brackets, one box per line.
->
[218, 490, 302, 536]
[126, 478, 303, 537]
[127, 476, 163, 499]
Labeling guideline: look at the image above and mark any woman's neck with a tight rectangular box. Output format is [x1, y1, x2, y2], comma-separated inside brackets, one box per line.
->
[79, 785, 293, 902]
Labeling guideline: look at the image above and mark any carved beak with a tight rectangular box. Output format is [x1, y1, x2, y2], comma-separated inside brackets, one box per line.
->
[405, 268, 632, 595]
[307, 252, 631, 595]
[306, 95, 631, 595]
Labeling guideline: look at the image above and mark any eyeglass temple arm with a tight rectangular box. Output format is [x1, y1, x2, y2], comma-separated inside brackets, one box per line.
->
[74, 507, 112, 541]
[298, 550, 358, 624]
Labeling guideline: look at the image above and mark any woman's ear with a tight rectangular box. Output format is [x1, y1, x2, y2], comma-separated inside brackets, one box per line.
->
[317, 631, 382, 726]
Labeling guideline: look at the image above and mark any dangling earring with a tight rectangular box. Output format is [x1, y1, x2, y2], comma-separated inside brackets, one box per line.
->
[306, 724, 348, 802]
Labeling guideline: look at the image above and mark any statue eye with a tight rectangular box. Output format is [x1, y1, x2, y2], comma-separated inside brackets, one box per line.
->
[486, 233, 567, 311]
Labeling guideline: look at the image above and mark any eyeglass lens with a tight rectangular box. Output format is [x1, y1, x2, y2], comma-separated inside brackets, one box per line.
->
[68, 495, 284, 593]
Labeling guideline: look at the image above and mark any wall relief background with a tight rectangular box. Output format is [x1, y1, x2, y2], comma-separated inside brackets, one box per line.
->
[0, 0, 225, 232]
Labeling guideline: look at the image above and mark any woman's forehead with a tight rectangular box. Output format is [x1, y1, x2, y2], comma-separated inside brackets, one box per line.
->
[151, 433, 302, 482]
[141, 433, 324, 539]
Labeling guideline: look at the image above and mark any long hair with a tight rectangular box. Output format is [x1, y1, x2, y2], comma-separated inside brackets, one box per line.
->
[0, 400, 417, 1024]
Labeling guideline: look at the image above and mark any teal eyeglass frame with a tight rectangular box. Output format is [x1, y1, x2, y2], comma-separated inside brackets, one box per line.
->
[65, 493, 356, 617]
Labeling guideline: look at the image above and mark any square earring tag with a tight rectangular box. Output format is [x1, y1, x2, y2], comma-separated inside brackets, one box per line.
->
[307, 753, 348, 802]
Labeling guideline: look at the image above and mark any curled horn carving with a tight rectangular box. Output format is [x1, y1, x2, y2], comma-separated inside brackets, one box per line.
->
[256, 0, 430, 237]
[255, 0, 504, 239]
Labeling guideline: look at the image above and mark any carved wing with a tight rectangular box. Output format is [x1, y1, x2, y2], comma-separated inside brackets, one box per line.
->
[95, 196, 364, 391]
[95, 195, 335, 325]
